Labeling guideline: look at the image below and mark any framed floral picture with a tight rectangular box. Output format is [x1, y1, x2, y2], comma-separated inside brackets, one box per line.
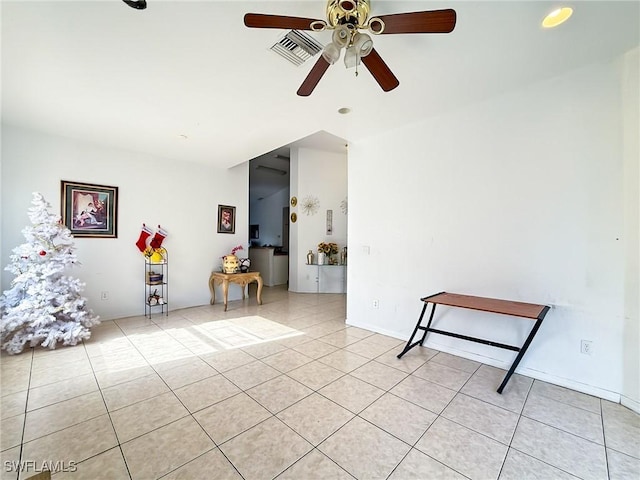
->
[61, 180, 118, 238]
[217, 205, 236, 234]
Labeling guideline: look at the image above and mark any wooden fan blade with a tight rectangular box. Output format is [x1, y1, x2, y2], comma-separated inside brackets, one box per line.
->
[361, 48, 399, 92]
[297, 56, 331, 97]
[244, 13, 321, 30]
[374, 9, 456, 34]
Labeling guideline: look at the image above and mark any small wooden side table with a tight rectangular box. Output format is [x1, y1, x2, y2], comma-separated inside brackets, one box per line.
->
[209, 271, 263, 311]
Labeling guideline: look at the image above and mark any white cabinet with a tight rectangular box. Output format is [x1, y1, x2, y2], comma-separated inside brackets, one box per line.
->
[312, 264, 346, 293]
[248, 247, 288, 287]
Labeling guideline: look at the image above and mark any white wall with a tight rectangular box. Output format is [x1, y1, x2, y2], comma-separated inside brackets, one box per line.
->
[621, 47, 640, 412]
[249, 187, 289, 247]
[289, 147, 347, 293]
[347, 55, 637, 403]
[1, 125, 249, 320]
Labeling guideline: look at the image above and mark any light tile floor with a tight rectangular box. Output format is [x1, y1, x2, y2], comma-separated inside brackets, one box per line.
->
[1, 286, 639, 480]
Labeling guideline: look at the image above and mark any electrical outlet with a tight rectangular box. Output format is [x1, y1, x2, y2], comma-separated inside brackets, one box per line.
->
[101, 291, 109, 301]
[373, 300, 379, 308]
[581, 340, 593, 355]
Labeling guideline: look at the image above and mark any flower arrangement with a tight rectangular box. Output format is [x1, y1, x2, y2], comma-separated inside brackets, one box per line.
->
[318, 242, 338, 255]
[220, 245, 244, 268]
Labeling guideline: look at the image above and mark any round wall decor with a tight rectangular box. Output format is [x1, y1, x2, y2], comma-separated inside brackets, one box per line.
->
[340, 197, 348, 214]
[301, 195, 320, 216]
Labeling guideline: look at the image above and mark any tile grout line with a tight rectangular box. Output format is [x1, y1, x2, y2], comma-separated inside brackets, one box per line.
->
[151, 313, 338, 476]
[105, 315, 252, 479]
[600, 397, 612, 480]
[318, 345, 468, 480]
[14, 347, 34, 480]
[292, 338, 424, 477]
[108, 321, 225, 479]
[404, 360, 479, 479]
[6, 291, 635, 480]
[210, 334, 404, 478]
[4, 295, 338, 478]
[82, 326, 134, 480]
[504, 378, 594, 480]
[495, 371, 534, 480]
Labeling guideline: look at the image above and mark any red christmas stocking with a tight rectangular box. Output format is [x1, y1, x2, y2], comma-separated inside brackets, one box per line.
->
[135, 224, 153, 252]
[150, 226, 168, 249]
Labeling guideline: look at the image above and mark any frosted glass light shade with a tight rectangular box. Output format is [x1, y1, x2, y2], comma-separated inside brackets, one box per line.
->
[353, 32, 373, 57]
[322, 42, 341, 64]
[332, 25, 351, 48]
[344, 46, 360, 68]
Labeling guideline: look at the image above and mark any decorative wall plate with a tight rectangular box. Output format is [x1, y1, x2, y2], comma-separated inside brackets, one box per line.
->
[290, 196, 297, 207]
[290, 212, 297, 223]
[340, 197, 348, 214]
[301, 195, 320, 216]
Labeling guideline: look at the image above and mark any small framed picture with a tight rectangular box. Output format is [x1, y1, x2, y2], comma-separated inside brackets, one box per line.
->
[217, 205, 236, 234]
[61, 180, 118, 238]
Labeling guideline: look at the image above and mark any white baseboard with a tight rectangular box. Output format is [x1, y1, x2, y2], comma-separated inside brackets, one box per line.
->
[346, 319, 406, 341]
[621, 394, 640, 414]
[347, 319, 622, 404]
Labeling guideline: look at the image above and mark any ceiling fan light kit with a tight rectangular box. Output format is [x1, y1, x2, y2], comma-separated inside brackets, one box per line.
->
[244, 0, 456, 96]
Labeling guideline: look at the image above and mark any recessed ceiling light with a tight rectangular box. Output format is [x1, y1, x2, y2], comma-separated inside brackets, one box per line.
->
[338, 107, 351, 114]
[542, 7, 573, 28]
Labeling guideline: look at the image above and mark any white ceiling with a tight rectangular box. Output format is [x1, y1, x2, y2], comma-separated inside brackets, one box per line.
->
[2, 1, 638, 170]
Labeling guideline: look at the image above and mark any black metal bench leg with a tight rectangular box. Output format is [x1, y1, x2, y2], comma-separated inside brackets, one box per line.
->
[497, 315, 546, 393]
[419, 303, 437, 346]
[397, 303, 437, 358]
[397, 303, 427, 358]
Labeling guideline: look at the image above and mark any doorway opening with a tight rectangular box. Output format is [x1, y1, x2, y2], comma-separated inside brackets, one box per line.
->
[248, 148, 290, 287]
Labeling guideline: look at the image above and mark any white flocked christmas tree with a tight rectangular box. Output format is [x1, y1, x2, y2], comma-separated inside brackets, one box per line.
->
[0, 193, 100, 354]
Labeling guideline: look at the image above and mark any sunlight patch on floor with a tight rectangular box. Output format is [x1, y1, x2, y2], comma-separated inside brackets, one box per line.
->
[92, 315, 305, 371]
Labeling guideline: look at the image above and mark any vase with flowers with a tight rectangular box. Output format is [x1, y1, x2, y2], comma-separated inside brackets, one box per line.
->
[222, 245, 243, 273]
[318, 242, 338, 265]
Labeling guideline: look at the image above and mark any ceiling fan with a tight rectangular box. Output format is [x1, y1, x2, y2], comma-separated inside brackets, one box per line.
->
[122, 0, 147, 9]
[244, 0, 456, 96]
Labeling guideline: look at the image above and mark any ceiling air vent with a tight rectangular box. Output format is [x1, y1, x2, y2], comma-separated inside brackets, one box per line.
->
[270, 30, 323, 66]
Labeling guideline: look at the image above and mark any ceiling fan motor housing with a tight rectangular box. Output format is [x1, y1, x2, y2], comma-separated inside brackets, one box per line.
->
[326, 0, 370, 28]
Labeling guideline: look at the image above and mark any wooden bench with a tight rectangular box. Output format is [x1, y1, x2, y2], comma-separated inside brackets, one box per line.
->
[397, 292, 550, 393]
